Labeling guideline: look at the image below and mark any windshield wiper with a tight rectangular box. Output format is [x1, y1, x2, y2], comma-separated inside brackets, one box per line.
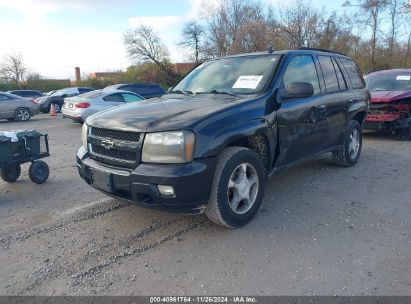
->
[169, 90, 193, 96]
[196, 90, 238, 98]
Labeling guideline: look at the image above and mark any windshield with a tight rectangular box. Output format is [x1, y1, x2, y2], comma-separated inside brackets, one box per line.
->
[366, 73, 411, 91]
[172, 55, 281, 95]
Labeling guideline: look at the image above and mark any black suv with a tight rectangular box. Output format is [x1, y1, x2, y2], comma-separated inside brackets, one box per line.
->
[77, 49, 368, 228]
[104, 83, 165, 99]
[37, 87, 94, 113]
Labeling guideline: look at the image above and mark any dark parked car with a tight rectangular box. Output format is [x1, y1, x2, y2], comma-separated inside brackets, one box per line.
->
[36, 87, 94, 113]
[7, 90, 43, 99]
[77, 48, 368, 228]
[363, 69, 411, 139]
[104, 83, 165, 99]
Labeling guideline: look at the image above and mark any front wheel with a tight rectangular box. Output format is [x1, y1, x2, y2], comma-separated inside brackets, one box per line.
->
[1, 164, 21, 183]
[205, 147, 266, 228]
[333, 120, 362, 167]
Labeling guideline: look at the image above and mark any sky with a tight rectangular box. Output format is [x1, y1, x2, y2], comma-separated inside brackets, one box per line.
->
[0, 0, 342, 80]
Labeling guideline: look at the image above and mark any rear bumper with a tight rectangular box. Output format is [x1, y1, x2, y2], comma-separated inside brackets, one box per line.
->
[76, 147, 217, 214]
[30, 106, 40, 115]
[62, 113, 83, 123]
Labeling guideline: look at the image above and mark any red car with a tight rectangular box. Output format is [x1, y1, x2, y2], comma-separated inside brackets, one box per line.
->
[364, 69, 411, 139]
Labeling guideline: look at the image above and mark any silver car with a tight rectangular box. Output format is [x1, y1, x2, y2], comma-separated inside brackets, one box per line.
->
[0, 92, 40, 121]
[62, 89, 144, 123]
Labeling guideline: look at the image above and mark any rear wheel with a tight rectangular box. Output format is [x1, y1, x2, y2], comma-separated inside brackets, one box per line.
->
[15, 108, 31, 121]
[51, 103, 61, 113]
[29, 161, 49, 184]
[205, 147, 266, 228]
[333, 120, 362, 167]
[1, 164, 21, 183]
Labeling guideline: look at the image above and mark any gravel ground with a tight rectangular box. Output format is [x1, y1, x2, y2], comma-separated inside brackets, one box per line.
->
[0, 114, 410, 296]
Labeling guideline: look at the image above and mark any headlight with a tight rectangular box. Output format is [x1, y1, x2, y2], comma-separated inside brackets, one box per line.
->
[142, 131, 195, 163]
[81, 123, 88, 150]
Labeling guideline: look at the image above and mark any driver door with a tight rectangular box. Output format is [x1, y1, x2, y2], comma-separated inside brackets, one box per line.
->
[276, 54, 329, 166]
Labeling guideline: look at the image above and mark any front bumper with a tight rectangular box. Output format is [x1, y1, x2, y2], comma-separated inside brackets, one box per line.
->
[364, 116, 410, 131]
[76, 147, 217, 214]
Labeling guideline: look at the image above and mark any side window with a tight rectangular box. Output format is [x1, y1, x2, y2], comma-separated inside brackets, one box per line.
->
[122, 93, 143, 102]
[318, 56, 339, 93]
[332, 58, 347, 90]
[121, 85, 136, 93]
[340, 58, 365, 89]
[0, 94, 11, 101]
[78, 88, 90, 94]
[283, 55, 321, 96]
[103, 94, 124, 102]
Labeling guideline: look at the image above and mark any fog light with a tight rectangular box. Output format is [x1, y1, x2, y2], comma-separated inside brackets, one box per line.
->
[157, 185, 175, 197]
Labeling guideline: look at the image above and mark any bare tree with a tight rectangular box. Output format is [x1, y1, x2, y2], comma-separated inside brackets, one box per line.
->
[0, 52, 26, 86]
[343, 0, 389, 69]
[124, 25, 169, 66]
[124, 25, 178, 82]
[179, 21, 205, 63]
[277, 0, 320, 49]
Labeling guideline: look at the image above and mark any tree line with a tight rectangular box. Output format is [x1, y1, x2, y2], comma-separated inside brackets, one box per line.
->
[2, 0, 411, 91]
[125, 0, 411, 85]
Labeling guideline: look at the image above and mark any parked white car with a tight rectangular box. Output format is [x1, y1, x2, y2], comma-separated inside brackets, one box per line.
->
[62, 89, 144, 123]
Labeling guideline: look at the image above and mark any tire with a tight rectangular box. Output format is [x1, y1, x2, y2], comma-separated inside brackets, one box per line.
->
[1, 164, 21, 183]
[29, 161, 50, 184]
[205, 147, 266, 228]
[15, 108, 31, 121]
[333, 120, 362, 167]
[52, 103, 61, 113]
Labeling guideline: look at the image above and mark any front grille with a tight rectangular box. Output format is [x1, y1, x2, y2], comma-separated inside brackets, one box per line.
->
[91, 144, 137, 162]
[89, 126, 142, 165]
[91, 127, 140, 142]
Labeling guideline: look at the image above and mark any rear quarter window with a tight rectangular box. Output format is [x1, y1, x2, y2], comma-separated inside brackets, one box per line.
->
[339, 58, 365, 89]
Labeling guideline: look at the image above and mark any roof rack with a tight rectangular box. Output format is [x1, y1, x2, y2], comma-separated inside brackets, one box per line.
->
[297, 47, 347, 56]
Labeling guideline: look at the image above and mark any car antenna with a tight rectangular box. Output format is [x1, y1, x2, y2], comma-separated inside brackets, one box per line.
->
[267, 45, 274, 54]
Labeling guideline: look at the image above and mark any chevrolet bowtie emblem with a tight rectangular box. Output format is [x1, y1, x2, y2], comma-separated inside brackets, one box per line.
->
[101, 139, 114, 149]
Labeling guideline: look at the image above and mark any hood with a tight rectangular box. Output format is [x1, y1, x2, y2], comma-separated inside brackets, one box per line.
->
[86, 96, 242, 132]
[370, 90, 411, 103]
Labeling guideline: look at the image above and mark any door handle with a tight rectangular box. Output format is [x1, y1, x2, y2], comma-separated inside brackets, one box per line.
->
[347, 98, 354, 104]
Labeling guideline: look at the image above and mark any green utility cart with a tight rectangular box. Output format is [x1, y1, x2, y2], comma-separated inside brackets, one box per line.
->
[0, 130, 50, 184]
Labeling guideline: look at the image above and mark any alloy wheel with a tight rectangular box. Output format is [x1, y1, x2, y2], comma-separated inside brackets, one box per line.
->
[17, 109, 30, 121]
[227, 163, 259, 215]
[348, 129, 360, 159]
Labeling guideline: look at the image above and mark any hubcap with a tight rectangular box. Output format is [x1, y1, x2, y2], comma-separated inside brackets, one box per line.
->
[348, 129, 360, 159]
[227, 163, 259, 215]
[17, 110, 30, 121]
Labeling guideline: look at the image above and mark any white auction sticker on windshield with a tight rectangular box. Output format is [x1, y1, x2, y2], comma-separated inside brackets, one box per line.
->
[233, 75, 263, 89]
[396, 75, 411, 81]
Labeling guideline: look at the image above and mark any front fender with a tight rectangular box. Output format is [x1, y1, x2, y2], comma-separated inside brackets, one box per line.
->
[195, 119, 276, 163]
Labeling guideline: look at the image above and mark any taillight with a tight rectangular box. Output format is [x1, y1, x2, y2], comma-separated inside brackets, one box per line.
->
[30, 98, 37, 104]
[75, 102, 90, 109]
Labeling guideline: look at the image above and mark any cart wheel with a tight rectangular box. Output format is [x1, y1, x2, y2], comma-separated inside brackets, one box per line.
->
[29, 161, 49, 184]
[1, 164, 21, 183]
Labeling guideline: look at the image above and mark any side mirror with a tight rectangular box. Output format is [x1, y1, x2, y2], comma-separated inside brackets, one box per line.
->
[283, 82, 314, 100]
